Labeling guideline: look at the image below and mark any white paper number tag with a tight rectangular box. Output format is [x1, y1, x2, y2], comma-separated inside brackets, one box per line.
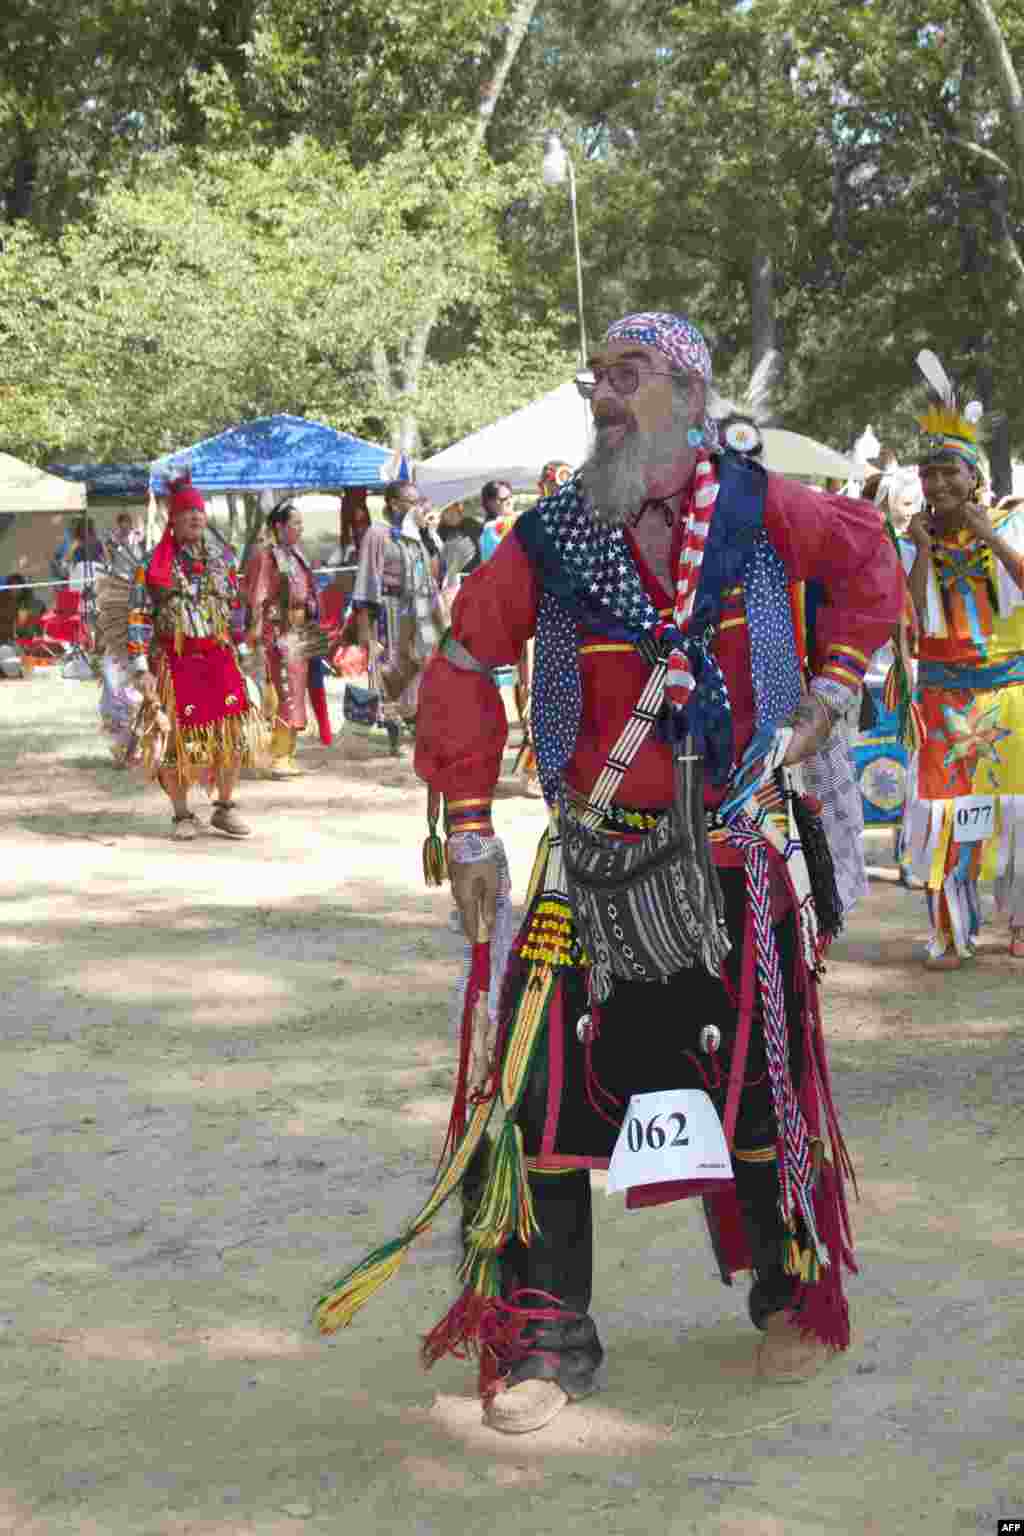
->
[952, 795, 995, 845]
[606, 1089, 732, 1195]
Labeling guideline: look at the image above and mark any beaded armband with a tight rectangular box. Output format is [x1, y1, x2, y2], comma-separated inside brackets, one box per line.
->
[422, 791, 495, 887]
[818, 643, 868, 694]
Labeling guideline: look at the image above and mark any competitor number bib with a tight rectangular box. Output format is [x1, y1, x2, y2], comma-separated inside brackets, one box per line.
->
[606, 1089, 732, 1194]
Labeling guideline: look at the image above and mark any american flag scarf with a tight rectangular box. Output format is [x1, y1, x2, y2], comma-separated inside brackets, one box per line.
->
[654, 451, 720, 708]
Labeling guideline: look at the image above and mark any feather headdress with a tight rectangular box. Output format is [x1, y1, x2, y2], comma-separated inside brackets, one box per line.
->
[915, 349, 984, 471]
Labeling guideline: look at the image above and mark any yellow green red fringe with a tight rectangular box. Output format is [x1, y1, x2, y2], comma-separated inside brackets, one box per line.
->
[314, 1095, 498, 1335]
[422, 789, 448, 887]
[313, 958, 556, 1342]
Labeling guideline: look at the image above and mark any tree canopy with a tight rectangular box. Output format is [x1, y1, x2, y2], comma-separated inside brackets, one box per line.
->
[2, 0, 1023, 478]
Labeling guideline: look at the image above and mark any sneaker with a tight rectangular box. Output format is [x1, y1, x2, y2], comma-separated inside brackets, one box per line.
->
[210, 803, 251, 838]
[171, 812, 201, 841]
[270, 757, 303, 779]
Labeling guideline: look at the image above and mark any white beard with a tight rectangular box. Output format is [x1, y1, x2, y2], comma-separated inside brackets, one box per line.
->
[581, 393, 699, 527]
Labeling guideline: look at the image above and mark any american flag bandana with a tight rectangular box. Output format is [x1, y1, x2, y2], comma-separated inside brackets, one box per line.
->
[604, 311, 720, 449]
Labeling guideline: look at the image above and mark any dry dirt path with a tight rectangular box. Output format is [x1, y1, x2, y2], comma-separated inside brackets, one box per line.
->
[0, 669, 1021, 1536]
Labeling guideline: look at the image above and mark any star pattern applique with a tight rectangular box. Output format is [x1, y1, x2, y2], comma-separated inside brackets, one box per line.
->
[941, 698, 1011, 774]
[537, 478, 660, 632]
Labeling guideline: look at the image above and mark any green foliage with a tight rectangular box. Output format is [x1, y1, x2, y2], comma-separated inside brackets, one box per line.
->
[0, 135, 573, 461]
[2, 0, 1024, 468]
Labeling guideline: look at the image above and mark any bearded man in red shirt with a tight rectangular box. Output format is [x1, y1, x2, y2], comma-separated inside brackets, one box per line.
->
[319, 312, 903, 1436]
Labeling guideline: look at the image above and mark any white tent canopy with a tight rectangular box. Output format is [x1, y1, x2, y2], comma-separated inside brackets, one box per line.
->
[416, 384, 860, 506]
[758, 429, 859, 482]
[417, 382, 592, 508]
[0, 453, 86, 515]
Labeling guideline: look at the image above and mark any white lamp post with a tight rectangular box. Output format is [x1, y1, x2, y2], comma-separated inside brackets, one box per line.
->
[542, 132, 587, 370]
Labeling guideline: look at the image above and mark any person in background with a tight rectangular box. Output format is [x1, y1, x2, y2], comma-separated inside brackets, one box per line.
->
[351, 480, 444, 752]
[419, 498, 443, 584]
[105, 512, 145, 566]
[900, 357, 1024, 968]
[437, 500, 482, 578]
[0, 573, 26, 647]
[244, 499, 327, 776]
[872, 465, 923, 537]
[50, 527, 74, 580]
[337, 489, 372, 567]
[479, 481, 514, 562]
[4, 574, 42, 636]
[537, 461, 573, 498]
[96, 472, 266, 838]
[67, 518, 106, 571]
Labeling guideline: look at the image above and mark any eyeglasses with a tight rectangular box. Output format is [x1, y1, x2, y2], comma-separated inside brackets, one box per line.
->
[575, 363, 686, 399]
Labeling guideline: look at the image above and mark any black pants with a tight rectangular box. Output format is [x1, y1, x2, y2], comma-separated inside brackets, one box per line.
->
[498, 871, 802, 1394]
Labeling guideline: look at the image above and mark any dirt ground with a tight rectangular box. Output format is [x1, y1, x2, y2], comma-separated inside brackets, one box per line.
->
[1, 667, 1022, 1536]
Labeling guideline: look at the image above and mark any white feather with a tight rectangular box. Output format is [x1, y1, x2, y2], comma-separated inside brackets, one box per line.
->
[916, 349, 955, 406]
[853, 424, 880, 464]
[746, 350, 780, 418]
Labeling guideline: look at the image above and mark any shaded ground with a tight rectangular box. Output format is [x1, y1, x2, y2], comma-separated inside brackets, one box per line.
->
[0, 668, 1021, 1536]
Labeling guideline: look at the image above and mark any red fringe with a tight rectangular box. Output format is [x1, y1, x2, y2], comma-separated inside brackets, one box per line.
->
[421, 1286, 573, 1403]
[420, 1284, 493, 1371]
[478, 1289, 571, 1402]
[795, 1160, 852, 1351]
[437, 941, 491, 1168]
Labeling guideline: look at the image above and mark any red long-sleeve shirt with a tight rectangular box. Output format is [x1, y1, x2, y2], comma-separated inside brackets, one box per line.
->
[415, 475, 902, 814]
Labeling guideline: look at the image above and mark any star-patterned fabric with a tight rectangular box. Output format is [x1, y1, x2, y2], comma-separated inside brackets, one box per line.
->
[744, 537, 803, 731]
[523, 459, 802, 802]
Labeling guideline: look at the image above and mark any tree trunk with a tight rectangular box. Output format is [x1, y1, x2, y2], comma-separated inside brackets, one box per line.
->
[960, 44, 1013, 496]
[4, 121, 37, 222]
[226, 493, 242, 548]
[965, 0, 1024, 182]
[749, 241, 779, 419]
[375, 0, 540, 457]
[239, 497, 264, 573]
[750, 243, 776, 371]
[963, 0, 1024, 315]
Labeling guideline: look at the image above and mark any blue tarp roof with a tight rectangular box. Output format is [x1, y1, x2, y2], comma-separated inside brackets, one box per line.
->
[149, 414, 407, 494]
[46, 463, 152, 498]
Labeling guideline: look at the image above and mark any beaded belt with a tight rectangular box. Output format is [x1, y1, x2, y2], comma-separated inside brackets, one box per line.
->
[561, 782, 788, 841]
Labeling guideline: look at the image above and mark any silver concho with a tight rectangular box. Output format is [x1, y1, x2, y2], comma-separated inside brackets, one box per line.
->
[699, 1024, 721, 1054]
[576, 1012, 592, 1044]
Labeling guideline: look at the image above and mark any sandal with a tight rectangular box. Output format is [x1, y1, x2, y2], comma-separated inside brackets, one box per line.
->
[171, 812, 200, 842]
[1010, 927, 1024, 959]
[210, 801, 251, 838]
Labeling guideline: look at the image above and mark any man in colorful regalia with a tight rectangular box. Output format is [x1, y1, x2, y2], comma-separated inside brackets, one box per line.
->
[351, 479, 444, 753]
[900, 352, 1024, 967]
[99, 471, 266, 839]
[243, 499, 331, 777]
[315, 313, 902, 1434]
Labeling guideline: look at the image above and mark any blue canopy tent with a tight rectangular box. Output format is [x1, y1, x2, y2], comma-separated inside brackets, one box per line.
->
[47, 463, 152, 499]
[149, 414, 407, 494]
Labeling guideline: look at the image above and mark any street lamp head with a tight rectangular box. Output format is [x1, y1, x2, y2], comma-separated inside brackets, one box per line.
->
[541, 132, 568, 187]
